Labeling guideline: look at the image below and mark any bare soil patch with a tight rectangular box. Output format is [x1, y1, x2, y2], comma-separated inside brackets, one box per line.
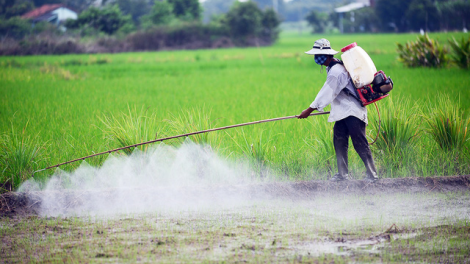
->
[1, 175, 469, 218]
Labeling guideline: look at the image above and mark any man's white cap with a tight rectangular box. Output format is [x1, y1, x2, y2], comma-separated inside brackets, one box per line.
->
[305, 38, 339, 55]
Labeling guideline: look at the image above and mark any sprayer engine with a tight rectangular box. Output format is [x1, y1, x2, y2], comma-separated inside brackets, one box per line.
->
[356, 71, 394, 106]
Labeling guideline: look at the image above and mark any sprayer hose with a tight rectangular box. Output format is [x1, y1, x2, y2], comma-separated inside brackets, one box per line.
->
[369, 102, 381, 145]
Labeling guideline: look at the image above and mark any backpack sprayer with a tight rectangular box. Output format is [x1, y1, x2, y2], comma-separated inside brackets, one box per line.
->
[327, 42, 394, 144]
[340, 42, 394, 106]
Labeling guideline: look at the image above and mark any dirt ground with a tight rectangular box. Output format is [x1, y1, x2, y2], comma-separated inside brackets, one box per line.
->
[1, 175, 469, 218]
[1, 175, 470, 263]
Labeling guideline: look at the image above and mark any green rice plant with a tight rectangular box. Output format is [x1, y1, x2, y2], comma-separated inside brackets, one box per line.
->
[370, 97, 421, 173]
[239, 128, 272, 165]
[99, 106, 165, 155]
[166, 107, 220, 147]
[397, 34, 448, 68]
[303, 116, 336, 179]
[448, 36, 470, 69]
[425, 96, 470, 153]
[372, 98, 419, 156]
[1, 32, 470, 180]
[227, 127, 275, 178]
[0, 122, 48, 192]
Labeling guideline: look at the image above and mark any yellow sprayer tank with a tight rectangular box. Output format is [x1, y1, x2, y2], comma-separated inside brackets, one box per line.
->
[340, 43, 377, 88]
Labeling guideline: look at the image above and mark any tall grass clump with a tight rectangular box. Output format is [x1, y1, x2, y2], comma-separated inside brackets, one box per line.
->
[424, 95, 470, 175]
[370, 98, 420, 177]
[166, 107, 220, 148]
[448, 36, 470, 69]
[99, 106, 165, 155]
[397, 34, 448, 68]
[425, 96, 470, 153]
[0, 123, 47, 192]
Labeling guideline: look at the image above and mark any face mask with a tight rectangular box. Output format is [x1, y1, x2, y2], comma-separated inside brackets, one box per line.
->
[314, 54, 328, 65]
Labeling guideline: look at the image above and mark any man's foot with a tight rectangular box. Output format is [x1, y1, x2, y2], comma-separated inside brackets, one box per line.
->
[329, 173, 349, 182]
[363, 175, 379, 183]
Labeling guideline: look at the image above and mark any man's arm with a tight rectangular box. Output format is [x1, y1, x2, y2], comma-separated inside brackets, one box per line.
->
[298, 69, 343, 119]
[297, 107, 317, 119]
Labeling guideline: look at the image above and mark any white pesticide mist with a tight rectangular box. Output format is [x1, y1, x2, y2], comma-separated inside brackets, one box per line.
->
[18, 141, 269, 217]
[17, 141, 470, 229]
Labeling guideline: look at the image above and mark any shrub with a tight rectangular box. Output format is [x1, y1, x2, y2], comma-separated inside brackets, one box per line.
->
[165, 23, 216, 47]
[0, 17, 32, 39]
[261, 8, 280, 43]
[396, 34, 448, 68]
[305, 10, 327, 33]
[126, 23, 228, 51]
[222, 1, 280, 45]
[448, 36, 470, 69]
[126, 27, 166, 51]
[140, 0, 174, 27]
[405, 0, 440, 32]
[0, 37, 84, 56]
[224, 1, 262, 41]
[65, 5, 133, 35]
[168, 0, 201, 21]
[1, 1, 34, 19]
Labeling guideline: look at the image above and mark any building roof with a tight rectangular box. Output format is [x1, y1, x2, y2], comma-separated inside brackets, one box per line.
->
[334, 1, 370, 13]
[21, 4, 64, 19]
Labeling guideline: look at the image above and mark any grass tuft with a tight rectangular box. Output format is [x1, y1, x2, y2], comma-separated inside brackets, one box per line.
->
[99, 106, 166, 155]
[374, 98, 420, 152]
[0, 122, 47, 192]
[166, 107, 220, 147]
[425, 95, 470, 153]
[370, 97, 420, 174]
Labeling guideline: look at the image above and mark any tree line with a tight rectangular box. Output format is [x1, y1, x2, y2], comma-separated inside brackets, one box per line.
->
[306, 0, 470, 33]
[0, 0, 280, 55]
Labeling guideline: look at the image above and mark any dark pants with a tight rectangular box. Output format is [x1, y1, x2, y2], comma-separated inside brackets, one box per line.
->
[333, 116, 378, 178]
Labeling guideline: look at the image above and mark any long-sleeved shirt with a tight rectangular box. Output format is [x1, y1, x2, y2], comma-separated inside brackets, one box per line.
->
[309, 62, 368, 124]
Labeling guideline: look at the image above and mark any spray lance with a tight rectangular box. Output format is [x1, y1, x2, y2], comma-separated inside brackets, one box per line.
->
[32, 112, 331, 176]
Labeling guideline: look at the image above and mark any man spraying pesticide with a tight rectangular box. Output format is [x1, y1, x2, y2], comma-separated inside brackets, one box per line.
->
[33, 39, 392, 180]
[298, 39, 393, 183]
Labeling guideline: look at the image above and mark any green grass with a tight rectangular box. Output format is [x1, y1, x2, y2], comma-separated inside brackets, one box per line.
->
[1, 32, 470, 189]
[425, 95, 470, 152]
[99, 105, 166, 155]
[0, 121, 48, 191]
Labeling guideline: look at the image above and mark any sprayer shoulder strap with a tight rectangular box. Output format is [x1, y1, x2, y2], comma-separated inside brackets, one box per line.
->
[328, 59, 343, 69]
[329, 59, 362, 104]
[342, 83, 362, 104]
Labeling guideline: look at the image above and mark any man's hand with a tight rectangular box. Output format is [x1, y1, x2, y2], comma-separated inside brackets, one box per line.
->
[297, 107, 316, 119]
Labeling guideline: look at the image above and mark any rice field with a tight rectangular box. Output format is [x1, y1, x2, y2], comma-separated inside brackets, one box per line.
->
[1, 32, 470, 189]
[1, 31, 470, 263]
